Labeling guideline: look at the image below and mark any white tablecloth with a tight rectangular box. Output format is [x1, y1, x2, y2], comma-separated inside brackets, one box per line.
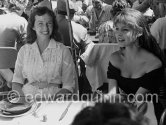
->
[0, 101, 89, 125]
[81, 43, 119, 91]
[0, 101, 157, 125]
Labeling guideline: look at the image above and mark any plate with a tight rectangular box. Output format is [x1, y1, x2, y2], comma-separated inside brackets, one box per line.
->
[3, 104, 32, 115]
[0, 101, 41, 118]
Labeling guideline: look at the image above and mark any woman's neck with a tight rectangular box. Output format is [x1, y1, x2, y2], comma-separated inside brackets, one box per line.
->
[36, 38, 50, 54]
[123, 43, 141, 60]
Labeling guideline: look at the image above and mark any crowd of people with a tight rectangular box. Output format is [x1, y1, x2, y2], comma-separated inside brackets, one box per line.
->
[0, 0, 166, 125]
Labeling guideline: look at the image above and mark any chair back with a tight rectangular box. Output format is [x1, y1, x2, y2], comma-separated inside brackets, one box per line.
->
[160, 109, 166, 125]
[0, 47, 17, 69]
[137, 102, 148, 116]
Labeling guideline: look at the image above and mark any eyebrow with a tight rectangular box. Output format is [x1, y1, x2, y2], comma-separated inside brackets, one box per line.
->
[36, 20, 52, 23]
[122, 26, 130, 29]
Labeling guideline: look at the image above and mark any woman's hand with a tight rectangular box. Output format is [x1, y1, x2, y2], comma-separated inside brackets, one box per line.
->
[30, 82, 48, 89]
[55, 88, 72, 101]
[12, 82, 26, 104]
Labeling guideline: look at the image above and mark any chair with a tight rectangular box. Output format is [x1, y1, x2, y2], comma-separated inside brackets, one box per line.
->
[66, 46, 79, 95]
[0, 47, 17, 69]
[0, 47, 18, 100]
[160, 109, 166, 125]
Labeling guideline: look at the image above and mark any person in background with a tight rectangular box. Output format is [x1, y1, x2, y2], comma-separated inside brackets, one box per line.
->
[83, 0, 93, 7]
[0, 8, 6, 15]
[71, 1, 89, 28]
[12, 7, 76, 103]
[133, 0, 165, 19]
[150, 2, 166, 110]
[24, 0, 34, 18]
[98, 21, 116, 43]
[106, 8, 165, 124]
[0, 2, 28, 91]
[132, 0, 144, 8]
[56, 0, 91, 47]
[71, 101, 149, 125]
[24, 0, 52, 21]
[132, 0, 154, 24]
[0, 3, 27, 48]
[104, 118, 143, 125]
[150, 1, 166, 54]
[85, 0, 112, 32]
[0, 0, 3, 7]
[0, 0, 8, 14]
[37, 0, 52, 9]
[69, 5, 93, 54]
[9, 0, 29, 20]
[98, 0, 131, 43]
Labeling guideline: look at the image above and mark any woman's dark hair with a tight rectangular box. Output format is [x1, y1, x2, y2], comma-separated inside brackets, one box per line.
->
[104, 118, 141, 125]
[113, 8, 165, 66]
[8, 3, 21, 12]
[72, 102, 136, 125]
[26, 6, 61, 44]
[111, 0, 131, 17]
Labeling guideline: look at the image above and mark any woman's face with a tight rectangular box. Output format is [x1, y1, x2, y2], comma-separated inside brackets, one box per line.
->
[114, 22, 137, 47]
[92, 0, 102, 10]
[33, 13, 53, 40]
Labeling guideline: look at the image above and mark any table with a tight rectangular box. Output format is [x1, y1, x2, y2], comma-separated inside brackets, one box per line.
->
[0, 101, 157, 125]
[0, 101, 90, 125]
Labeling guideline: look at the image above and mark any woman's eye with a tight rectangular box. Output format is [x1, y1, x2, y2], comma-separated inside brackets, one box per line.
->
[38, 23, 43, 26]
[122, 29, 129, 31]
[114, 27, 119, 31]
[48, 23, 53, 26]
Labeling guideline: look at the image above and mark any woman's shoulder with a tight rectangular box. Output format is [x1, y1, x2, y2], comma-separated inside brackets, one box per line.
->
[109, 50, 123, 68]
[51, 39, 65, 48]
[57, 42, 68, 48]
[54, 41, 71, 52]
[141, 50, 162, 72]
[18, 44, 30, 52]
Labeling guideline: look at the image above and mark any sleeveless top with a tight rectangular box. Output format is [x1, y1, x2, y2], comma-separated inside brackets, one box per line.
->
[107, 62, 165, 95]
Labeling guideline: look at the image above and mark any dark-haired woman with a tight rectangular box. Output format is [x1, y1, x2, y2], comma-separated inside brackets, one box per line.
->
[12, 7, 76, 102]
[107, 8, 165, 124]
[72, 102, 149, 125]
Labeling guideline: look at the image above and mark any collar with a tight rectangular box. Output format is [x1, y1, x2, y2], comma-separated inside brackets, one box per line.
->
[32, 38, 58, 49]
[93, 5, 105, 12]
[46, 39, 58, 48]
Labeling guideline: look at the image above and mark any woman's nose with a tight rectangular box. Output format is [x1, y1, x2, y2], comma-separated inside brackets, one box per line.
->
[115, 30, 122, 36]
[43, 24, 49, 30]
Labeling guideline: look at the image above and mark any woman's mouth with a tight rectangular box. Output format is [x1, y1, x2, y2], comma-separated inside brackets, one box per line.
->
[42, 31, 49, 35]
[118, 39, 125, 43]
